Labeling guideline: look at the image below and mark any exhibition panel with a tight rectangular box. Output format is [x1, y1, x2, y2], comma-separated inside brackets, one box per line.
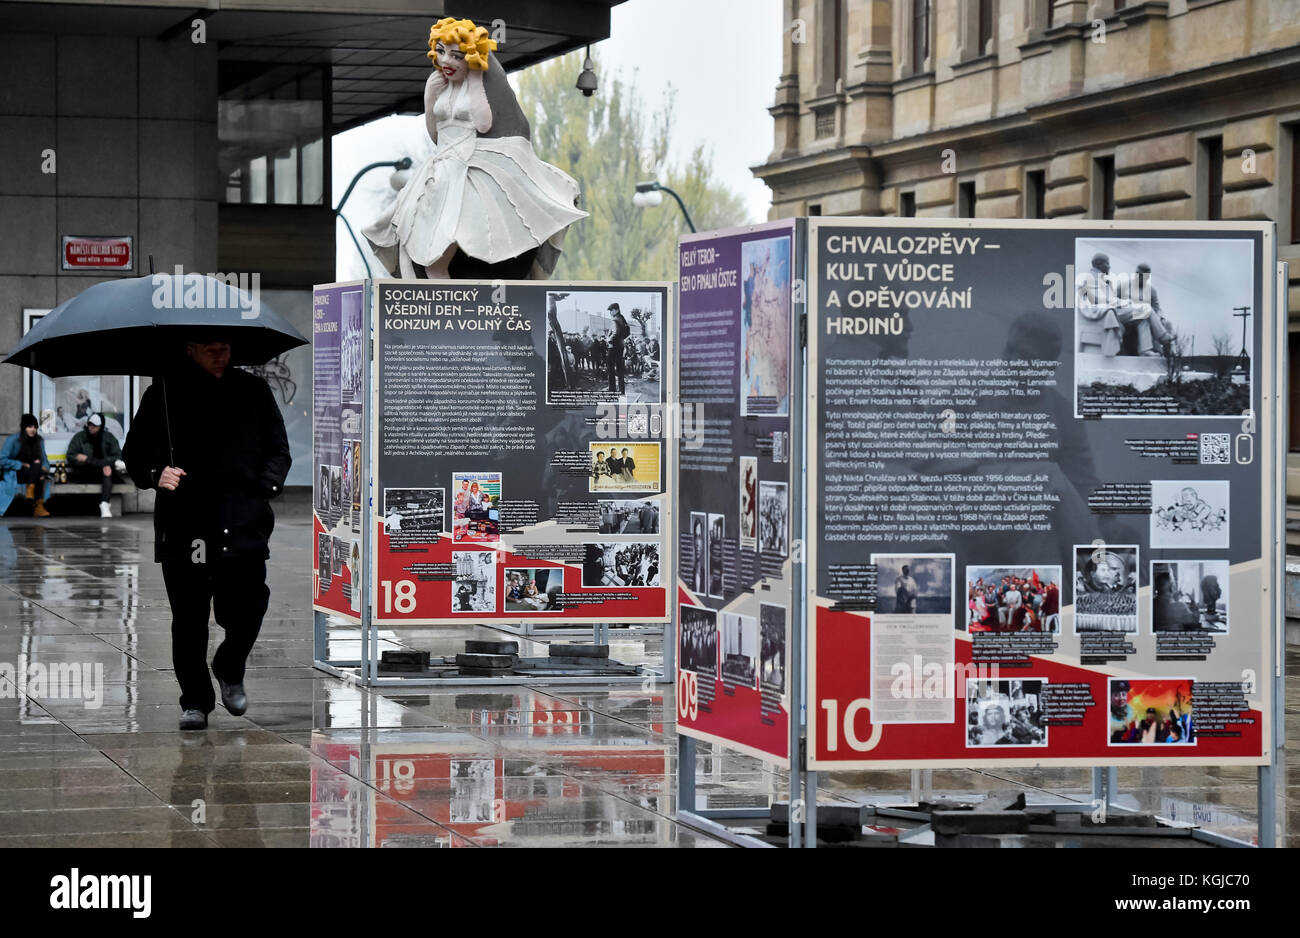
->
[313, 281, 368, 622]
[675, 221, 803, 767]
[370, 280, 672, 626]
[805, 219, 1279, 771]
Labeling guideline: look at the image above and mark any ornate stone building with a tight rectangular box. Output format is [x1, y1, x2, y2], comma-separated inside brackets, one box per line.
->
[755, 0, 1300, 456]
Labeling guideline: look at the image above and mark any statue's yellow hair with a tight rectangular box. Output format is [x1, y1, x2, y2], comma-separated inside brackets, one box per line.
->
[428, 17, 497, 71]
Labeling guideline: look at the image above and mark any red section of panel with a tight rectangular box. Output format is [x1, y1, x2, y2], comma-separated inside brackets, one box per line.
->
[812, 605, 1262, 765]
[312, 513, 357, 619]
[676, 584, 789, 764]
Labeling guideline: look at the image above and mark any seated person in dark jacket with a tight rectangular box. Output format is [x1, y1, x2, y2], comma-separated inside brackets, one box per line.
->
[123, 334, 291, 731]
[67, 412, 125, 518]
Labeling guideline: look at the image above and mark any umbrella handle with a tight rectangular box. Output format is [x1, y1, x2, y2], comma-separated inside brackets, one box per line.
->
[161, 375, 175, 468]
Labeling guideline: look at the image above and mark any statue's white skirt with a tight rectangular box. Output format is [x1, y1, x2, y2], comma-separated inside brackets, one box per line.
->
[365, 124, 586, 270]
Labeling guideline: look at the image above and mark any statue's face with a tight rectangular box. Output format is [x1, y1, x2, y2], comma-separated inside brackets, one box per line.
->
[435, 42, 468, 82]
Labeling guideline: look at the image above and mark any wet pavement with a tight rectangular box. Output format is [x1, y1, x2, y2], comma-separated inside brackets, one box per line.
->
[0, 502, 1295, 847]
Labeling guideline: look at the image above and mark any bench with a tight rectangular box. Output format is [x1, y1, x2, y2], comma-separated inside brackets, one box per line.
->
[49, 472, 152, 515]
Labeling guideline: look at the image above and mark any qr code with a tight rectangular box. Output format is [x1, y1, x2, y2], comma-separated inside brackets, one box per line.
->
[1200, 433, 1231, 465]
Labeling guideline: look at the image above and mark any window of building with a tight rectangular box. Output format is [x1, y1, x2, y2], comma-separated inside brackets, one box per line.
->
[900, 191, 917, 217]
[1045, 0, 1054, 28]
[814, 106, 836, 139]
[817, 0, 847, 92]
[1094, 156, 1115, 220]
[1290, 124, 1300, 244]
[1292, 333, 1300, 451]
[808, 203, 822, 216]
[912, 0, 932, 71]
[1199, 135, 1223, 221]
[1025, 170, 1046, 219]
[219, 62, 327, 205]
[833, 0, 845, 84]
[978, 0, 995, 54]
[958, 181, 976, 217]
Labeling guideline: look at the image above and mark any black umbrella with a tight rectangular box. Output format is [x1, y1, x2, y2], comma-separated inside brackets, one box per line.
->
[3, 274, 307, 377]
[3, 273, 308, 466]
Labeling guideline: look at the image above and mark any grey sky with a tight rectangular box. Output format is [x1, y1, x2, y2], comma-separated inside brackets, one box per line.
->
[332, 0, 782, 280]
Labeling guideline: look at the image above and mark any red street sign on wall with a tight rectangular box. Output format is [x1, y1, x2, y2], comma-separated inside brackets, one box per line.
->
[62, 236, 133, 271]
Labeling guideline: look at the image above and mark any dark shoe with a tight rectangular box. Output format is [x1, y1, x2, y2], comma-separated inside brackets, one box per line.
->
[179, 709, 208, 731]
[218, 678, 247, 716]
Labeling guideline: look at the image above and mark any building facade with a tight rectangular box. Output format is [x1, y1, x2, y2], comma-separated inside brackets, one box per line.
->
[755, 0, 1300, 452]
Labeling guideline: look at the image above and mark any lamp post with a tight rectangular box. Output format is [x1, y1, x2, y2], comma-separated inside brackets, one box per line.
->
[633, 180, 696, 233]
[335, 158, 413, 278]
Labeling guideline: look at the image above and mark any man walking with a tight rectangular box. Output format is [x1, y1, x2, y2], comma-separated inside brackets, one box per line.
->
[66, 413, 126, 517]
[123, 335, 290, 730]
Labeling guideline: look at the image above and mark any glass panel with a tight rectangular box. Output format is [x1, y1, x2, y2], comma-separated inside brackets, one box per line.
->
[274, 147, 298, 204]
[301, 137, 324, 206]
[248, 155, 267, 204]
[218, 63, 326, 205]
[23, 312, 132, 464]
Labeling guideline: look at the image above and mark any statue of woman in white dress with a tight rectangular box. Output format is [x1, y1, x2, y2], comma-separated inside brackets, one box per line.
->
[364, 17, 587, 280]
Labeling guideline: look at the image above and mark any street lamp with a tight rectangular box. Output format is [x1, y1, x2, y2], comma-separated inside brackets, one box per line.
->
[335, 157, 413, 278]
[633, 180, 696, 233]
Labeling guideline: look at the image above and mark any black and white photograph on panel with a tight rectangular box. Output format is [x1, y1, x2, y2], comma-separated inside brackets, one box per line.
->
[318, 464, 331, 516]
[1149, 480, 1230, 550]
[1073, 545, 1139, 633]
[331, 536, 346, 576]
[872, 554, 954, 616]
[720, 611, 759, 689]
[966, 679, 1048, 748]
[340, 287, 363, 405]
[597, 499, 660, 534]
[758, 480, 788, 556]
[504, 567, 564, 613]
[1152, 559, 1229, 634]
[1073, 237, 1254, 418]
[545, 289, 663, 406]
[383, 488, 445, 536]
[452, 550, 497, 614]
[760, 602, 787, 694]
[739, 456, 758, 550]
[689, 511, 708, 596]
[317, 532, 332, 589]
[679, 604, 718, 676]
[582, 542, 660, 588]
[707, 513, 726, 599]
[328, 465, 343, 522]
[340, 443, 355, 522]
[349, 540, 361, 613]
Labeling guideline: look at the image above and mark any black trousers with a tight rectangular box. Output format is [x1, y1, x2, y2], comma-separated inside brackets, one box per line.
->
[69, 463, 114, 500]
[608, 342, 626, 392]
[16, 464, 43, 487]
[161, 556, 270, 713]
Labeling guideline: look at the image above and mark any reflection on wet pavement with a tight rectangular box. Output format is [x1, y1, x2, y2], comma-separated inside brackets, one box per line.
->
[0, 511, 1295, 846]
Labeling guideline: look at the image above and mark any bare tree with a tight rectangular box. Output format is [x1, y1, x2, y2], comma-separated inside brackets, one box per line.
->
[1210, 332, 1235, 378]
[1162, 332, 1195, 385]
